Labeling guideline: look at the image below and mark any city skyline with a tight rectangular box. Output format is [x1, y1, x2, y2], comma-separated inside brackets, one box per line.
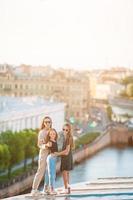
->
[0, 0, 133, 70]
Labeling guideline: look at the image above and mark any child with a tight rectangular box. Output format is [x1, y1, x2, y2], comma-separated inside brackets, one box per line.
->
[43, 128, 58, 195]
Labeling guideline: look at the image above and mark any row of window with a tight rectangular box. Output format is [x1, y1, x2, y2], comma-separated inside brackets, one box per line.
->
[0, 84, 45, 90]
[0, 83, 68, 91]
[0, 65, 6, 70]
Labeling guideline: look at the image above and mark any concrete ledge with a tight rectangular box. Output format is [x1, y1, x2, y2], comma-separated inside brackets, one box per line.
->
[3, 178, 133, 200]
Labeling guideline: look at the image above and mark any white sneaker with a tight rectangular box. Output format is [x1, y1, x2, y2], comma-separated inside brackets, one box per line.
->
[60, 188, 69, 194]
[41, 185, 49, 195]
[40, 190, 48, 195]
[31, 189, 41, 196]
[50, 190, 57, 195]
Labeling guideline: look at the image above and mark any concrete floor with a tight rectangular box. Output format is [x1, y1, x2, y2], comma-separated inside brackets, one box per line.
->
[3, 177, 133, 200]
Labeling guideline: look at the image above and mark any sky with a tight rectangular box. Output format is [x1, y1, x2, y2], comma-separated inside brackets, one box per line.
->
[0, 0, 133, 70]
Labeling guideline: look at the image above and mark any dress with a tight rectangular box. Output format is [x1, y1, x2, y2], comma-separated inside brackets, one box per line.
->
[60, 136, 73, 171]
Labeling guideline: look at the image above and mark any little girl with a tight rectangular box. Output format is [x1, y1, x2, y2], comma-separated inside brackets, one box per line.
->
[43, 128, 58, 195]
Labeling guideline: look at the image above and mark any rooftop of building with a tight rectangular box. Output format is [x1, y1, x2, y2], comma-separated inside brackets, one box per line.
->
[0, 96, 65, 121]
[3, 177, 133, 200]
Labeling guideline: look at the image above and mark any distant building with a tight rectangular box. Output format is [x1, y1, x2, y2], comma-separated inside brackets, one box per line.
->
[109, 96, 133, 122]
[0, 96, 65, 133]
[0, 64, 90, 121]
[99, 67, 133, 81]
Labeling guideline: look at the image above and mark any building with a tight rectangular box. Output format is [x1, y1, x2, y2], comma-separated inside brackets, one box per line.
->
[108, 96, 133, 122]
[0, 64, 90, 121]
[0, 96, 65, 133]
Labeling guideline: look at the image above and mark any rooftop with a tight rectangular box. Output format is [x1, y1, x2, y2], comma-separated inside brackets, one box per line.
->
[0, 96, 65, 121]
[3, 177, 133, 200]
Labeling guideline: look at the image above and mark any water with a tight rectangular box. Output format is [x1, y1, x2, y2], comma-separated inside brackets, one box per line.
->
[54, 147, 133, 188]
[50, 146, 133, 199]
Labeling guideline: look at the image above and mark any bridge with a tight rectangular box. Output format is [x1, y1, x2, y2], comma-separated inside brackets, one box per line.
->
[108, 96, 133, 110]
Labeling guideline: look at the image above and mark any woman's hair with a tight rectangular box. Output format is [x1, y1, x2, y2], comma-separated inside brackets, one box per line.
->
[63, 123, 74, 149]
[46, 128, 58, 142]
[40, 116, 52, 130]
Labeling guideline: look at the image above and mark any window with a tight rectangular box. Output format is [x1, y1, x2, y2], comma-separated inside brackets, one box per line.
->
[15, 84, 18, 89]
[25, 85, 28, 89]
[20, 84, 23, 89]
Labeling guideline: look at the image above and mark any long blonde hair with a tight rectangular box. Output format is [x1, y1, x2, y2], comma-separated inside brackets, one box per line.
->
[40, 116, 52, 130]
[63, 123, 74, 149]
[46, 128, 58, 142]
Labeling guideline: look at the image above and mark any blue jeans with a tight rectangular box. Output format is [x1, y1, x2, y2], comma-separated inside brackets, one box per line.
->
[45, 154, 57, 188]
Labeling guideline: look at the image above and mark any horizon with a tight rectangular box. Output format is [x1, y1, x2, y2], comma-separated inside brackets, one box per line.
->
[1, 0, 133, 70]
[1, 62, 132, 72]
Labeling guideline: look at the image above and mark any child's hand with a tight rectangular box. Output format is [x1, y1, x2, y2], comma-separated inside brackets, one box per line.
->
[39, 139, 45, 145]
[46, 141, 52, 147]
[40, 139, 45, 144]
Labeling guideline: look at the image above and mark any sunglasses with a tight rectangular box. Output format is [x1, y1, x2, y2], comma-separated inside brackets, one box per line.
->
[44, 121, 51, 124]
[63, 128, 69, 132]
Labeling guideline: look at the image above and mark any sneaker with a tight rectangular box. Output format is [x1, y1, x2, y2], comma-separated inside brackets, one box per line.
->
[40, 190, 48, 195]
[31, 189, 41, 196]
[60, 188, 69, 194]
[45, 185, 50, 193]
[49, 190, 57, 195]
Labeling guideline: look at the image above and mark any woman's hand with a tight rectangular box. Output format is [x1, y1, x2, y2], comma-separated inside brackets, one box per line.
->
[63, 151, 69, 155]
[54, 152, 60, 156]
[51, 153, 56, 157]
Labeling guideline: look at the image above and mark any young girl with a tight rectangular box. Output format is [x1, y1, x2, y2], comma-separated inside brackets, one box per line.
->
[55, 123, 74, 194]
[44, 128, 58, 195]
[31, 116, 52, 196]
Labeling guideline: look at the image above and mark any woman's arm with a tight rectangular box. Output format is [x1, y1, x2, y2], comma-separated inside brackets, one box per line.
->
[39, 141, 52, 149]
[54, 144, 70, 156]
[37, 131, 52, 149]
[38, 139, 44, 148]
[37, 131, 45, 148]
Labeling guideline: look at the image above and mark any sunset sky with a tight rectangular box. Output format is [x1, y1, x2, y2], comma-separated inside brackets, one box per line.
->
[0, 0, 133, 70]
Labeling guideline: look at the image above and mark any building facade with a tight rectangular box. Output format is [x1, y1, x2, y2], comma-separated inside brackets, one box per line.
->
[0, 64, 90, 121]
[0, 96, 65, 133]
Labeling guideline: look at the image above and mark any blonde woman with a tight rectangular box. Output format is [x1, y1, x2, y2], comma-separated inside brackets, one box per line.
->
[31, 116, 52, 196]
[55, 123, 74, 194]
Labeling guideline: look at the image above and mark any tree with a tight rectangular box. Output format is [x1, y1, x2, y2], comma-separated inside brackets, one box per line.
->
[0, 144, 10, 171]
[29, 130, 38, 167]
[106, 105, 113, 120]
[121, 76, 133, 85]
[20, 129, 38, 170]
[119, 89, 127, 97]
[0, 131, 25, 178]
[0, 144, 11, 169]
[126, 83, 133, 97]
[0, 144, 4, 170]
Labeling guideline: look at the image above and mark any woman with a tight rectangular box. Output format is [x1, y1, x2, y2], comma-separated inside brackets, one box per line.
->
[31, 116, 52, 196]
[44, 128, 58, 195]
[55, 123, 74, 194]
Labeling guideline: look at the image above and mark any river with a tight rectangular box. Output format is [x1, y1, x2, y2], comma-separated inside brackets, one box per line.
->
[53, 146, 133, 188]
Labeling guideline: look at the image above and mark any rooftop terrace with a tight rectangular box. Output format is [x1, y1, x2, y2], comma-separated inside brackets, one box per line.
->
[3, 177, 133, 200]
